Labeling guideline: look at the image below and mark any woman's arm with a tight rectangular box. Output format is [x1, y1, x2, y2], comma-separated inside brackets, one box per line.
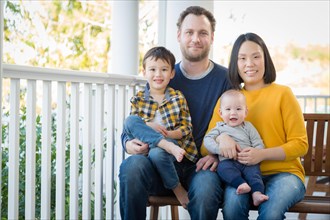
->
[237, 146, 285, 165]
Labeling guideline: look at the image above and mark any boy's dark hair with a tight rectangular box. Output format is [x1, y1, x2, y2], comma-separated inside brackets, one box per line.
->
[143, 46, 176, 70]
[177, 6, 216, 32]
[228, 32, 276, 89]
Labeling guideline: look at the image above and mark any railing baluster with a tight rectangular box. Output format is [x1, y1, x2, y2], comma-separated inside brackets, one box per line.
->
[82, 83, 92, 219]
[114, 85, 126, 218]
[56, 81, 66, 219]
[8, 78, 20, 220]
[41, 80, 52, 219]
[70, 82, 80, 219]
[105, 84, 115, 219]
[25, 79, 36, 219]
[95, 84, 104, 219]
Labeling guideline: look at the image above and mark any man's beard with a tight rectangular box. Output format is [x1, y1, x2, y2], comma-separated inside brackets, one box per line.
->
[181, 45, 210, 62]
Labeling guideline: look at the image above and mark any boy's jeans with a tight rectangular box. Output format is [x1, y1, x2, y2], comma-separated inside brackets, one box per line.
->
[123, 115, 180, 188]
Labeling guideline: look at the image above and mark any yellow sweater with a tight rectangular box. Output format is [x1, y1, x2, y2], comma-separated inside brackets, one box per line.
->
[203, 83, 308, 182]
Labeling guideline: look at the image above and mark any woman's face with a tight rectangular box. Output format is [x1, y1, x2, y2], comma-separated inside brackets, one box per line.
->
[237, 41, 266, 90]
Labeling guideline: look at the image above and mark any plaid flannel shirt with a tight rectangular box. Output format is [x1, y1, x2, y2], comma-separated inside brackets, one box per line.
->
[130, 86, 198, 162]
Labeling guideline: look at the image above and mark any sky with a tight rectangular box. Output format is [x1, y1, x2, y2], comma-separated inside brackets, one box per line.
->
[214, 1, 329, 47]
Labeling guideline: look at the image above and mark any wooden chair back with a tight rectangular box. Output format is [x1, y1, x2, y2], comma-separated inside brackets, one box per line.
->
[303, 113, 330, 176]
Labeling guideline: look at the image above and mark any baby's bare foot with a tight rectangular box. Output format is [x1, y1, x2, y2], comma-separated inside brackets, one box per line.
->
[236, 183, 251, 194]
[252, 191, 269, 206]
[173, 183, 189, 209]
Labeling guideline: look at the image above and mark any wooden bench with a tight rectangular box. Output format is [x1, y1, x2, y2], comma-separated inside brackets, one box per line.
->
[148, 113, 330, 219]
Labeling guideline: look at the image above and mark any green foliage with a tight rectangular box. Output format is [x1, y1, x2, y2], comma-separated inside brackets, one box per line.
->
[5, 1, 21, 15]
[289, 44, 329, 65]
[3, 0, 112, 72]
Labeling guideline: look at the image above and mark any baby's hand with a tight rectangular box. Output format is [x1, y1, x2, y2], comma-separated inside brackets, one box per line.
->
[217, 133, 240, 160]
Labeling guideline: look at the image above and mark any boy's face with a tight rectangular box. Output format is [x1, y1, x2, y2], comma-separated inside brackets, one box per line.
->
[220, 94, 247, 127]
[143, 57, 174, 94]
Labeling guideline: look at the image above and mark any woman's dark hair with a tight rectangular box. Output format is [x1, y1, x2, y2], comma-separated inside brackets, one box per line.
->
[177, 6, 216, 33]
[228, 32, 276, 89]
[143, 46, 176, 70]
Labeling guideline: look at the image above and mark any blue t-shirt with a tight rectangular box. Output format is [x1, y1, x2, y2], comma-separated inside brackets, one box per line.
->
[169, 61, 231, 152]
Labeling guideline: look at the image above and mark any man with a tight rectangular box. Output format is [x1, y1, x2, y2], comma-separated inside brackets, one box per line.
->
[119, 6, 231, 220]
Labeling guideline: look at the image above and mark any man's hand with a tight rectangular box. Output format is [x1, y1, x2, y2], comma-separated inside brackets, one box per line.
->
[126, 139, 149, 155]
[196, 154, 219, 172]
[216, 133, 241, 160]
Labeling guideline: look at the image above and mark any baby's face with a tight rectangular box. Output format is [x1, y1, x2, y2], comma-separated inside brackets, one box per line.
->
[220, 95, 247, 127]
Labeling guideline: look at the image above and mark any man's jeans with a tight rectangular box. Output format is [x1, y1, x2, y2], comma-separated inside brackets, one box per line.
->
[222, 172, 306, 220]
[119, 154, 223, 220]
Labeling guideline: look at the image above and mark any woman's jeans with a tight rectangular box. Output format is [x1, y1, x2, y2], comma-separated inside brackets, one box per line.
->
[119, 155, 223, 220]
[123, 115, 180, 189]
[222, 172, 306, 220]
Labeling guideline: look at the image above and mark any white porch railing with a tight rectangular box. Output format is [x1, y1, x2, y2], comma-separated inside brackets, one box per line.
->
[1, 64, 146, 219]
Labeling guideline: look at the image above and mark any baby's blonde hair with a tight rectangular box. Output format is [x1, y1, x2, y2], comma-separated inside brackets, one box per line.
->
[219, 89, 246, 108]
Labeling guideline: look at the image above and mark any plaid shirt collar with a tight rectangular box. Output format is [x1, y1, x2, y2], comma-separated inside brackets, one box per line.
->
[144, 83, 171, 103]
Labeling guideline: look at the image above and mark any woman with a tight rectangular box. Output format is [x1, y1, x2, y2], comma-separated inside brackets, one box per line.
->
[207, 32, 308, 219]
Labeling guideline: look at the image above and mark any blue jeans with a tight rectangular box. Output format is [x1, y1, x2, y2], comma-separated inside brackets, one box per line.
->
[123, 115, 164, 149]
[119, 155, 223, 220]
[222, 172, 306, 220]
[124, 115, 180, 189]
[218, 160, 264, 193]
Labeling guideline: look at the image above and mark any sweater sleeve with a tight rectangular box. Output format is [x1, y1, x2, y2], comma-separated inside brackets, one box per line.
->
[120, 96, 137, 152]
[200, 98, 222, 156]
[203, 126, 222, 155]
[280, 88, 308, 161]
[245, 122, 264, 149]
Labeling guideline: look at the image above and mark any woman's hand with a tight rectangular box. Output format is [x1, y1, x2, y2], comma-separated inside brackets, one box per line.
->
[196, 154, 219, 172]
[216, 133, 241, 160]
[237, 147, 263, 165]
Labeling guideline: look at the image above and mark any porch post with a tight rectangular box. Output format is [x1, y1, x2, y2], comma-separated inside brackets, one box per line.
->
[163, 1, 214, 60]
[109, 1, 139, 75]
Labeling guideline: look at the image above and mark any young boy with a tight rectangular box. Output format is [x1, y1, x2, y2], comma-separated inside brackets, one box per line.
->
[204, 89, 269, 206]
[123, 46, 198, 208]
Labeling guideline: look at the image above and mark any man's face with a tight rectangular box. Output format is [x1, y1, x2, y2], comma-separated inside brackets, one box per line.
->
[177, 14, 214, 62]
